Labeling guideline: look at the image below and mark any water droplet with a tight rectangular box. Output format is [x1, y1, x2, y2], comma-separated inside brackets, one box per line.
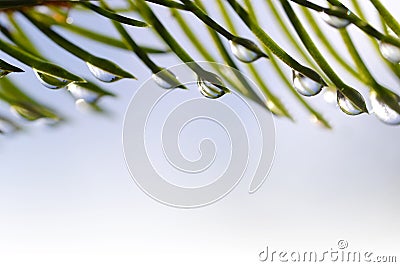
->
[379, 42, 400, 64]
[229, 40, 261, 63]
[320, 7, 350, 29]
[33, 69, 70, 89]
[66, 17, 74, 24]
[197, 71, 229, 99]
[0, 70, 10, 78]
[67, 83, 100, 104]
[10, 105, 43, 121]
[370, 91, 400, 125]
[337, 90, 363, 115]
[292, 70, 323, 96]
[87, 62, 121, 83]
[152, 69, 183, 89]
[0, 119, 17, 135]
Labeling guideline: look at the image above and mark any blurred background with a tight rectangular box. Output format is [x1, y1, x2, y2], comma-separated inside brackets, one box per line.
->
[0, 0, 399, 266]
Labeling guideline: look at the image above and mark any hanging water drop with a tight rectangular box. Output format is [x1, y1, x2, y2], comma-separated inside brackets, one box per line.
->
[320, 7, 351, 29]
[337, 90, 363, 115]
[66, 17, 74, 24]
[292, 70, 323, 96]
[10, 105, 43, 121]
[229, 40, 262, 63]
[152, 69, 184, 89]
[197, 71, 229, 99]
[87, 62, 121, 83]
[379, 42, 400, 64]
[370, 91, 400, 125]
[67, 83, 101, 104]
[33, 69, 70, 89]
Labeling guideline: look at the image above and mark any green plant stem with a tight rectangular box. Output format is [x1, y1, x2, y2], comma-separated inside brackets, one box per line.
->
[289, 0, 400, 48]
[379, 19, 400, 80]
[340, 30, 400, 113]
[349, 0, 400, 36]
[80, 2, 148, 27]
[113, 22, 160, 73]
[179, 0, 235, 40]
[238, 0, 294, 118]
[0, 59, 24, 73]
[57, 22, 168, 54]
[300, 8, 360, 80]
[146, 0, 188, 10]
[216, 0, 235, 33]
[339, 31, 376, 85]
[350, 0, 364, 19]
[0, 37, 84, 82]
[6, 13, 42, 57]
[241, 0, 330, 126]
[147, 0, 266, 58]
[170, 10, 215, 62]
[134, 0, 208, 76]
[280, 0, 368, 113]
[171, 6, 265, 110]
[171, 8, 243, 90]
[99, 0, 161, 74]
[350, 0, 400, 81]
[217, 0, 327, 125]
[194, 0, 291, 118]
[23, 11, 135, 79]
[0, 77, 60, 120]
[263, 0, 322, 73]
[226, 0, 325, 85]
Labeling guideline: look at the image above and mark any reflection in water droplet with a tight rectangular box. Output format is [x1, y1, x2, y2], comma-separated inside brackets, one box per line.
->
[379, 42, 400, 64]
[0, 119, 17, 135]
[337, 90, 363, 115]
[229, 40, 261, 63]
[320, 7, 350, 29]
[33, 69, 70, 89]
[67, 83, 100, 104]
[152, 69, 182, 89]
[370, 91, 400, 125]
[292, 70, 323, 96]
[87, 62, 121, 83]
[0, 70, 10, 78]
[197, 72, 228, 99]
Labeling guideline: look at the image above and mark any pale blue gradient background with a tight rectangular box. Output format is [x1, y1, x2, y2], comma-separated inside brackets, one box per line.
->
[0, 1, 399, 266]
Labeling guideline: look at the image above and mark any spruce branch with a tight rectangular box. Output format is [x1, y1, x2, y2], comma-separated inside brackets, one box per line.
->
[226, 0, 326, 86]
